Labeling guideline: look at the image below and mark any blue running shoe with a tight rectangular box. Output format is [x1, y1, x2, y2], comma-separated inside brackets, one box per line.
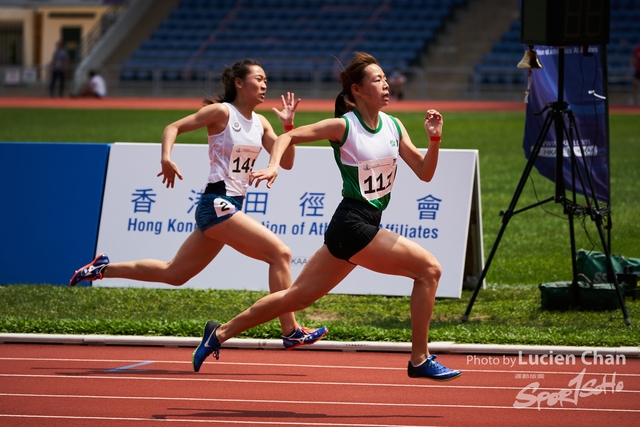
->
[282, 326, 328, 350]
[69, 253, 110, 287]
[407, 355, 462, 381]
[192, 321, 221, 373]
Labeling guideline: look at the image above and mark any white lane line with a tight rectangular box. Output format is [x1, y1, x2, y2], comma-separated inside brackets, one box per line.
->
[0, 357, 638, 378]
[0, 373, 638, 393]
[0, 393, 639, 413]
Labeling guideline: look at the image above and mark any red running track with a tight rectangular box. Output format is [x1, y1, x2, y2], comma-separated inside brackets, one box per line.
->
[0, 343, 638, 426]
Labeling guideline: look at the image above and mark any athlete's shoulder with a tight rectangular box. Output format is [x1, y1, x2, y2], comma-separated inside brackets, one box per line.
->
[200, 101, 230, 118]
[254, 111, 268, 122]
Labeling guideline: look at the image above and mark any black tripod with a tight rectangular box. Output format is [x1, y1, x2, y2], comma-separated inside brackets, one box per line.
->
[462, 47, 630, 326]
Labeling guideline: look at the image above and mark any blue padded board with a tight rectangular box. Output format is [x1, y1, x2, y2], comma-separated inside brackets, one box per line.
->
[0, 142, 110, 285]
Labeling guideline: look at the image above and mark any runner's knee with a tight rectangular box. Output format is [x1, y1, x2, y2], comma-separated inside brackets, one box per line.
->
[417, 253, 442, 283]
[267, 242, 292, 267]
[165, 274, 190, 287]
[163, 263, 194, 286]
[282, 288, 314, 312]
[426, 259, 442, 282]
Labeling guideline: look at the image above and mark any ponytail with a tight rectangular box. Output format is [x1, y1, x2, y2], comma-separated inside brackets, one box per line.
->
[334, 90, 354, 117]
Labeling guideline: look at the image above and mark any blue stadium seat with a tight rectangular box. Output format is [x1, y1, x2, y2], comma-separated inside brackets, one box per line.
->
[121, 0, 459, 83]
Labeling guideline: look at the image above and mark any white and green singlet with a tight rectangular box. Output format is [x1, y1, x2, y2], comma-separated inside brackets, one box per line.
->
[331, 109, 402, 210]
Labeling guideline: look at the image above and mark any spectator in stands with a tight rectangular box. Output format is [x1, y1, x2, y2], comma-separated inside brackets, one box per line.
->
[388, 69, 407, 101]
[49, 41, 68, 97]
[75, 70, 107, 98]
[630, 43, 640, 105]
[69, 59, 327, 353]
[191, 52, 462, 382]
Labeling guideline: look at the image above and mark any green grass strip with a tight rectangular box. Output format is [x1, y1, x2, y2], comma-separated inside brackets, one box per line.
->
[1, 285, 637, 347]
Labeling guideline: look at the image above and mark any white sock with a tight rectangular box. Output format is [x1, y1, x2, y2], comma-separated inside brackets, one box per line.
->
[411, 359, 427, 368]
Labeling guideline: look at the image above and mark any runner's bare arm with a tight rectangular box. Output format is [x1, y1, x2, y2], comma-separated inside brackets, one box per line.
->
[250, 118, 346, 188]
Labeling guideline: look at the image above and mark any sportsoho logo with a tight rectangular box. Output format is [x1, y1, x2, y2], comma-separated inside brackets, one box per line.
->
[513, 367, 623, 410]
[467, 351, 626, 410]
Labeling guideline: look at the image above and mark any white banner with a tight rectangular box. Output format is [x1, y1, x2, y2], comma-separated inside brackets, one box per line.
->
[96, 143, 482, 298]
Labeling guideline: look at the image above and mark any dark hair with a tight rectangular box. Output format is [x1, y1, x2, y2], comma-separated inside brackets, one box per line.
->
[203, 58, 262, 105]
[334, 52, 379, 117]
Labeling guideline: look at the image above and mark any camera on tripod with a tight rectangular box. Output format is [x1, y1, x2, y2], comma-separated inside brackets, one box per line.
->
[463, 0, 631, 326]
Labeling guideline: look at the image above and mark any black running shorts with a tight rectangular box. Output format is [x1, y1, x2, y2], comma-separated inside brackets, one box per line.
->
[324, 198, 382, 261]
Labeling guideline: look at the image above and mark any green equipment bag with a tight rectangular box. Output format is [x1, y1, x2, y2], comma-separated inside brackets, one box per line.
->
[539, 281, 580, 310]
[577, 281, 622, 311]
[575, 249, 640, 284]
[540, 251, 639, 311]
[575, 249, 640, 305]
[539, 280, 622, 311]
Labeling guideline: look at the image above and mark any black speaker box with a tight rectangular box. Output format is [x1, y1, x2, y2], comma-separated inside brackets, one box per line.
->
[520, 0, 610, 46]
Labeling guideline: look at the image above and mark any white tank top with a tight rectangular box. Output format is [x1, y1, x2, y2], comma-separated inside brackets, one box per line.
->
[207, 102, 264, 196]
